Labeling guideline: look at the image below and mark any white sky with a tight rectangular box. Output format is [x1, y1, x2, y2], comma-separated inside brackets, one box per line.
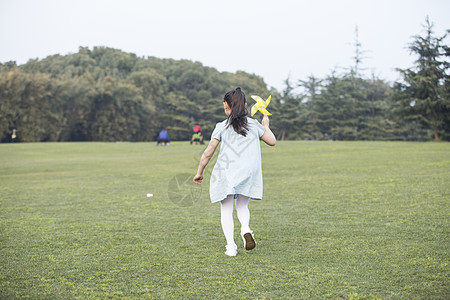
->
[0, 0, 449, 91]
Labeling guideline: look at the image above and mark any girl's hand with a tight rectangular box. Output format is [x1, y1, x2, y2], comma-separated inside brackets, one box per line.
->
[193, 173, 203, 184]
[194, 139, 219, 184]
[260, 114, 277, 146]
[262, 114, 270, 129]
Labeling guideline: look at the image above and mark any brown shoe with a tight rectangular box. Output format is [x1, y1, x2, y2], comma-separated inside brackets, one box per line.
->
[242, 232, 256, 250]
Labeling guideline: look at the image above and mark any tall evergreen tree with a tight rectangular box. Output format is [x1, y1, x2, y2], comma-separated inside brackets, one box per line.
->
[396, 18, 449, 141]
[271, 77, 304, 140]
[299, 75, 323, 139]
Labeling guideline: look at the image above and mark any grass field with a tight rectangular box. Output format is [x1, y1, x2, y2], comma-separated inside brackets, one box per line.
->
[0, 141, 449, 299]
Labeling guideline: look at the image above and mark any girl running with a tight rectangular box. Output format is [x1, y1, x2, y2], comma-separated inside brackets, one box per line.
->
[193, 87, 276, 256]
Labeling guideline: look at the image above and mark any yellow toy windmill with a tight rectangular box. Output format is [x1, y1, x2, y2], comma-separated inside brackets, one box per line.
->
[250, 95, 272, 116]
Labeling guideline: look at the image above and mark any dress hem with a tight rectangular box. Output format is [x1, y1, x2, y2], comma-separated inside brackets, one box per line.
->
[210, 193, 262, 203]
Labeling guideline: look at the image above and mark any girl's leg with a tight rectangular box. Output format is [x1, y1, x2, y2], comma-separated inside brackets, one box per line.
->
[235, 195, 250, 233]
[235, 194, 256, 250]
[220, 195, 236, 249]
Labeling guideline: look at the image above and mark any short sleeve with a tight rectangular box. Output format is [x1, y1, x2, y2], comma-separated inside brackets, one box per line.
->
[252, 119, 266, 138]
[211, 122, 224, 141]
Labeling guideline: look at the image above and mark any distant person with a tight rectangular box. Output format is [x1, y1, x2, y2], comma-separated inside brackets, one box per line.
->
[190, 125, 204, 145]
[193, 87, 276, 257]
[11, 129, 17, 142]
[191, 132, 202, 144]
[191, 132, 204, 145]
[157, 129, 170, 146]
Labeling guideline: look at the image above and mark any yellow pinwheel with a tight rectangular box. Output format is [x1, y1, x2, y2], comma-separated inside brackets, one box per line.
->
[250, 95, 272, 116]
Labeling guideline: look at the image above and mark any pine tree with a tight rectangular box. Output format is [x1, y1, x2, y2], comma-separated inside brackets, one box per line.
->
[271, 77, 304, 140]
[397, 17, 449, 141]
[298, 75, 323, 139]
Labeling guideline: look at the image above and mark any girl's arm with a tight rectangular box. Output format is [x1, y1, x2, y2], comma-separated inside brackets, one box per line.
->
[193, 138, 220, 184]
[260, 115, 276, 146]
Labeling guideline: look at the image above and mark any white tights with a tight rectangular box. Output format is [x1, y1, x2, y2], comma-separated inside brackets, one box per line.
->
[220, 194, 251, 248]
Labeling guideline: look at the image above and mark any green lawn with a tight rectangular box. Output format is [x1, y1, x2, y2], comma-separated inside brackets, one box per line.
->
[0, 141, 449, 299]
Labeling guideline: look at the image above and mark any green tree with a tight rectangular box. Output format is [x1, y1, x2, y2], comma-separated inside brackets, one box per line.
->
[59, 72, 96, 141]
[271, 77, 304, 140]
[358, 76, 397, 140]
[0, 69, 65, 142]
[308, 73, 360, 140]
[90, 76, 145, 141]
[299, 75, 323, 139]
[396, 18, 449, 141]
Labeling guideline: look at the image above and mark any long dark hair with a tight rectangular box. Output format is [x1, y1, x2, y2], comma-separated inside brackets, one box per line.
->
[224, 87, 249, 136]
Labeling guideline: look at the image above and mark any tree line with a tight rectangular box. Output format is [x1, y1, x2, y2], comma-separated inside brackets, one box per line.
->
[271, 20, 449, 142]
[0, 47, 270, 142]
[0, 19, 448, 142]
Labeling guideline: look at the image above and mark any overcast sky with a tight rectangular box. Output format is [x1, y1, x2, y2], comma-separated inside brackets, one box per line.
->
[0, 0, 448, 91]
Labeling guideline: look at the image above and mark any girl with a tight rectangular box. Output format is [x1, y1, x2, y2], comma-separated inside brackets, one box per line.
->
[193, 87, 276, 256]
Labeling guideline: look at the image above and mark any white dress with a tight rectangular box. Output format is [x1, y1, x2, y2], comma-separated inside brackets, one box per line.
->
[209, 118, 266, 203]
